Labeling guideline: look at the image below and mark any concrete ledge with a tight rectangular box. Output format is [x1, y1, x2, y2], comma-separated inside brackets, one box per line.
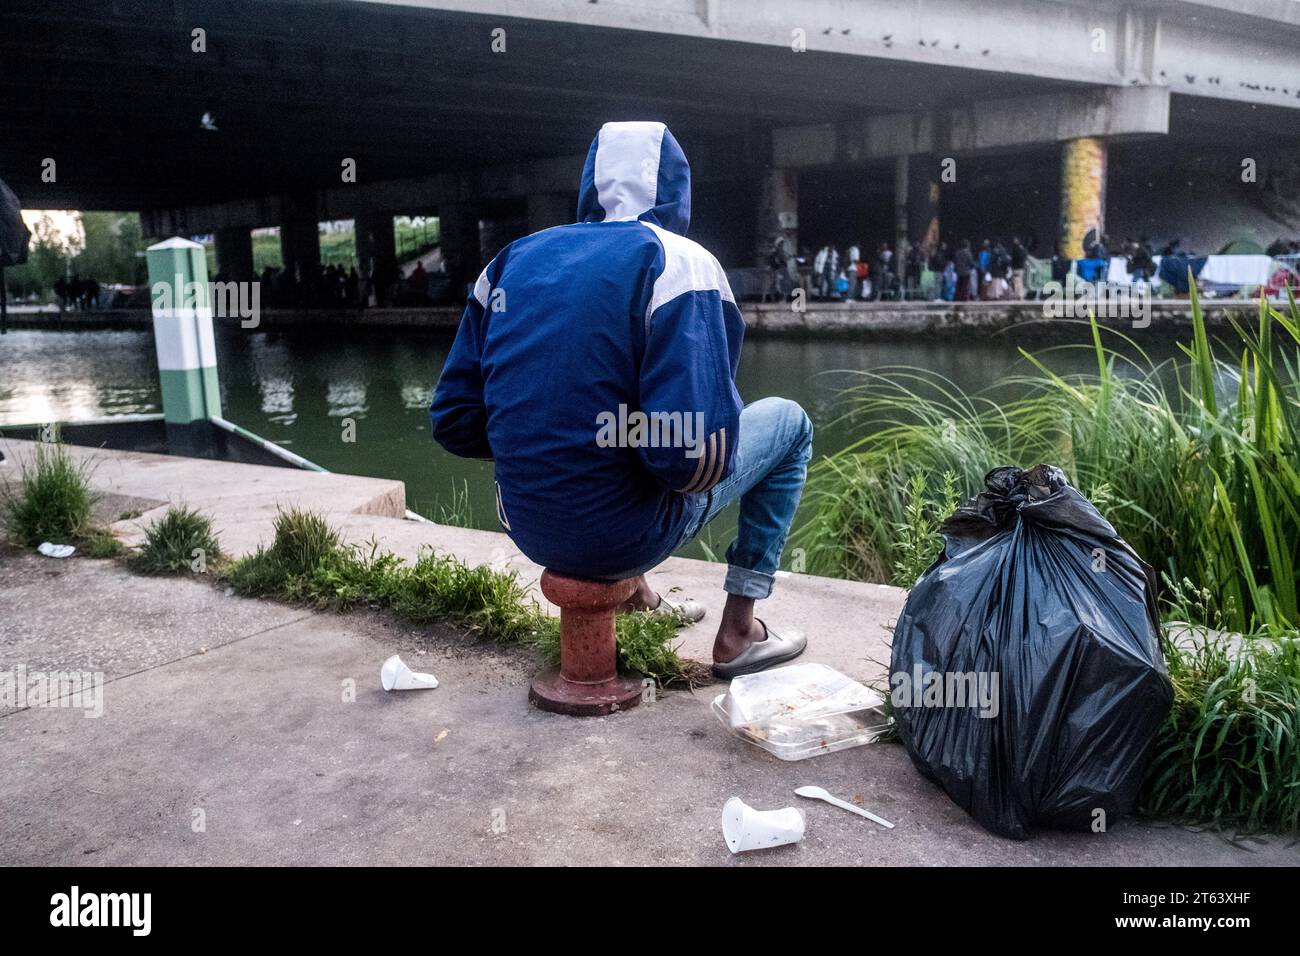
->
[0, 436, 408, 545]
[0, 437, 900, 682]
[3, 299, 1266, 338]
[742, 298, 1264, 338]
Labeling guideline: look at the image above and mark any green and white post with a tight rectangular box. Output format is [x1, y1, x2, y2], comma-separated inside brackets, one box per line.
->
[147, 237, 221, 455]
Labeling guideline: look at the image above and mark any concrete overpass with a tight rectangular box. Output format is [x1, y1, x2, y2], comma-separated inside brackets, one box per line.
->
[2, 0, 1298, 280]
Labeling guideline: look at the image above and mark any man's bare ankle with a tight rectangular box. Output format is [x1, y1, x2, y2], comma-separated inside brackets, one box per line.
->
[712, 618, 766, 662]
[619, 579, 659, 613]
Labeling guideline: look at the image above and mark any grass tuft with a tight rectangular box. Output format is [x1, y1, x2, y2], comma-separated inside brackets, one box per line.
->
[2, 441, 98, 547]
[85, 529, 129, 559]
[266, 507, 340, 577]
[891, 470, 958, 585]
[224, 507, 701, 685]
[133, 506, 223, 575]
[1142, 628, 1299, 833]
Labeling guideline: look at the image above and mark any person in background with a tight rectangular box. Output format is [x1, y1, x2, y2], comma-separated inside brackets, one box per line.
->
[875, 243, 894, 301]
[1129, 237, 1155, 284]
[905, 241, 922, 299]
[855, 256, 870, 300]
[767, 237, 790, 302]
[929, 241, 949, 275]
[1009, 237, 1027, 299]
[813, 244, 832, 300]
[1050, 244, 1072, 284]
[953, 240, 975, 302]
[942, 258, 957, 302]
[988, 241, 1010, 300]
[826, 246, 840, 299]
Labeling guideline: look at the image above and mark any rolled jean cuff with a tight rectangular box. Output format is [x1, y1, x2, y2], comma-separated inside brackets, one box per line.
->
[724, 564, 774, 600]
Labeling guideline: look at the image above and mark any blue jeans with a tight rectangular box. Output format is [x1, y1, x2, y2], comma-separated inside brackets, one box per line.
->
[610, 397, 813, 598]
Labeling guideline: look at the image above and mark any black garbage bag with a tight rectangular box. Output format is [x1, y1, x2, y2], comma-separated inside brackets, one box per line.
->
[890, 465, 1172, 839]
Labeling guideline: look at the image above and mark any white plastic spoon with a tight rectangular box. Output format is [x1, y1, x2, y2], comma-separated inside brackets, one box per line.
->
[795, 785, 895, 829]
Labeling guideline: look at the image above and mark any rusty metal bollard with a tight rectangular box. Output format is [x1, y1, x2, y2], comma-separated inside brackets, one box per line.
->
[529, 570, 645, 716]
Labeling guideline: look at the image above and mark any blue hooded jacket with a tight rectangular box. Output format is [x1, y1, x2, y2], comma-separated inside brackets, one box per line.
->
[430, 122, 744, 577]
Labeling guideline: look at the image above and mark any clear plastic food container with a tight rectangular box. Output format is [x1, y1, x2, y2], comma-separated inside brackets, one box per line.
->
[711, 662, 892, 761]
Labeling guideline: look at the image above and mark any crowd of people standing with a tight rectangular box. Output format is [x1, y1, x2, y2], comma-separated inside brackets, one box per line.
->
[768, 236, 1037, 302]
[766, 231, 1226, 302]
[235, 254, 466, 310]
[52, 275, 103, 311]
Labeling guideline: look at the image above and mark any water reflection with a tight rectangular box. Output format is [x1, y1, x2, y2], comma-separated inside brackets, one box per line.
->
[1, 325, 1189, 557]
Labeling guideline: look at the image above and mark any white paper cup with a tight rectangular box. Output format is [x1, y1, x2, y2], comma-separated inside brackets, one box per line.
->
[381, 654, 439, 691]
[722, 797, 805, 854]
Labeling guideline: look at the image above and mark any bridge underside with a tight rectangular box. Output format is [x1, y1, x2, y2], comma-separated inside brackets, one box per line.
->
[2, 0, 1298, 271]
[1, 0, 1087, 210]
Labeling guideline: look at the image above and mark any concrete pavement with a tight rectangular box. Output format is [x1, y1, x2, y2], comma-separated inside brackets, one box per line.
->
[3, 552, 1296, 866]
[2, 437, 1296, 864]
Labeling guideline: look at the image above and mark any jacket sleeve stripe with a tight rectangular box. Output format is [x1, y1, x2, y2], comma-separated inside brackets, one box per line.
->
[702, 428, 727, 491]
[680, 429, 732, 494]
[690, 428, 726, 493]
[472, 268, 490, 308]
[678, 432, 714, 493]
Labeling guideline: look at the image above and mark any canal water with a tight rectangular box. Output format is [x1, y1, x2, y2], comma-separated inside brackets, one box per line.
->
[0, 325, 1183, 561]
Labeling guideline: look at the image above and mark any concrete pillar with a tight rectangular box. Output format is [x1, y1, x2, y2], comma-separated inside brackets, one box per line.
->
[527, 193, 573, 234]
[907, 155, 941, 259]
[146, 237, 220, 456]
[437, 203, 481, 301]
[213, 227, 254, 282]
[1059, 137, 1107, 258]
[893, 155, 909, 254]
[279, 195, 321, 281]
[756, 167, 798, 264]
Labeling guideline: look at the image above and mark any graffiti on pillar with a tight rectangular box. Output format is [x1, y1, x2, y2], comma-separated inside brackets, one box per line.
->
[1059, 137, 1107, 259]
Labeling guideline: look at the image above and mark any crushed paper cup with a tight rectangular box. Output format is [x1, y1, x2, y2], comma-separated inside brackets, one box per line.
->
[37, 542, 75, 559]
[380, 654, 439, 691]
[721, 797, 805, 854]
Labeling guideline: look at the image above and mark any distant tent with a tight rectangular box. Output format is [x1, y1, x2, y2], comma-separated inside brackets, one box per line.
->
[1216, 238, 1265, 256]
